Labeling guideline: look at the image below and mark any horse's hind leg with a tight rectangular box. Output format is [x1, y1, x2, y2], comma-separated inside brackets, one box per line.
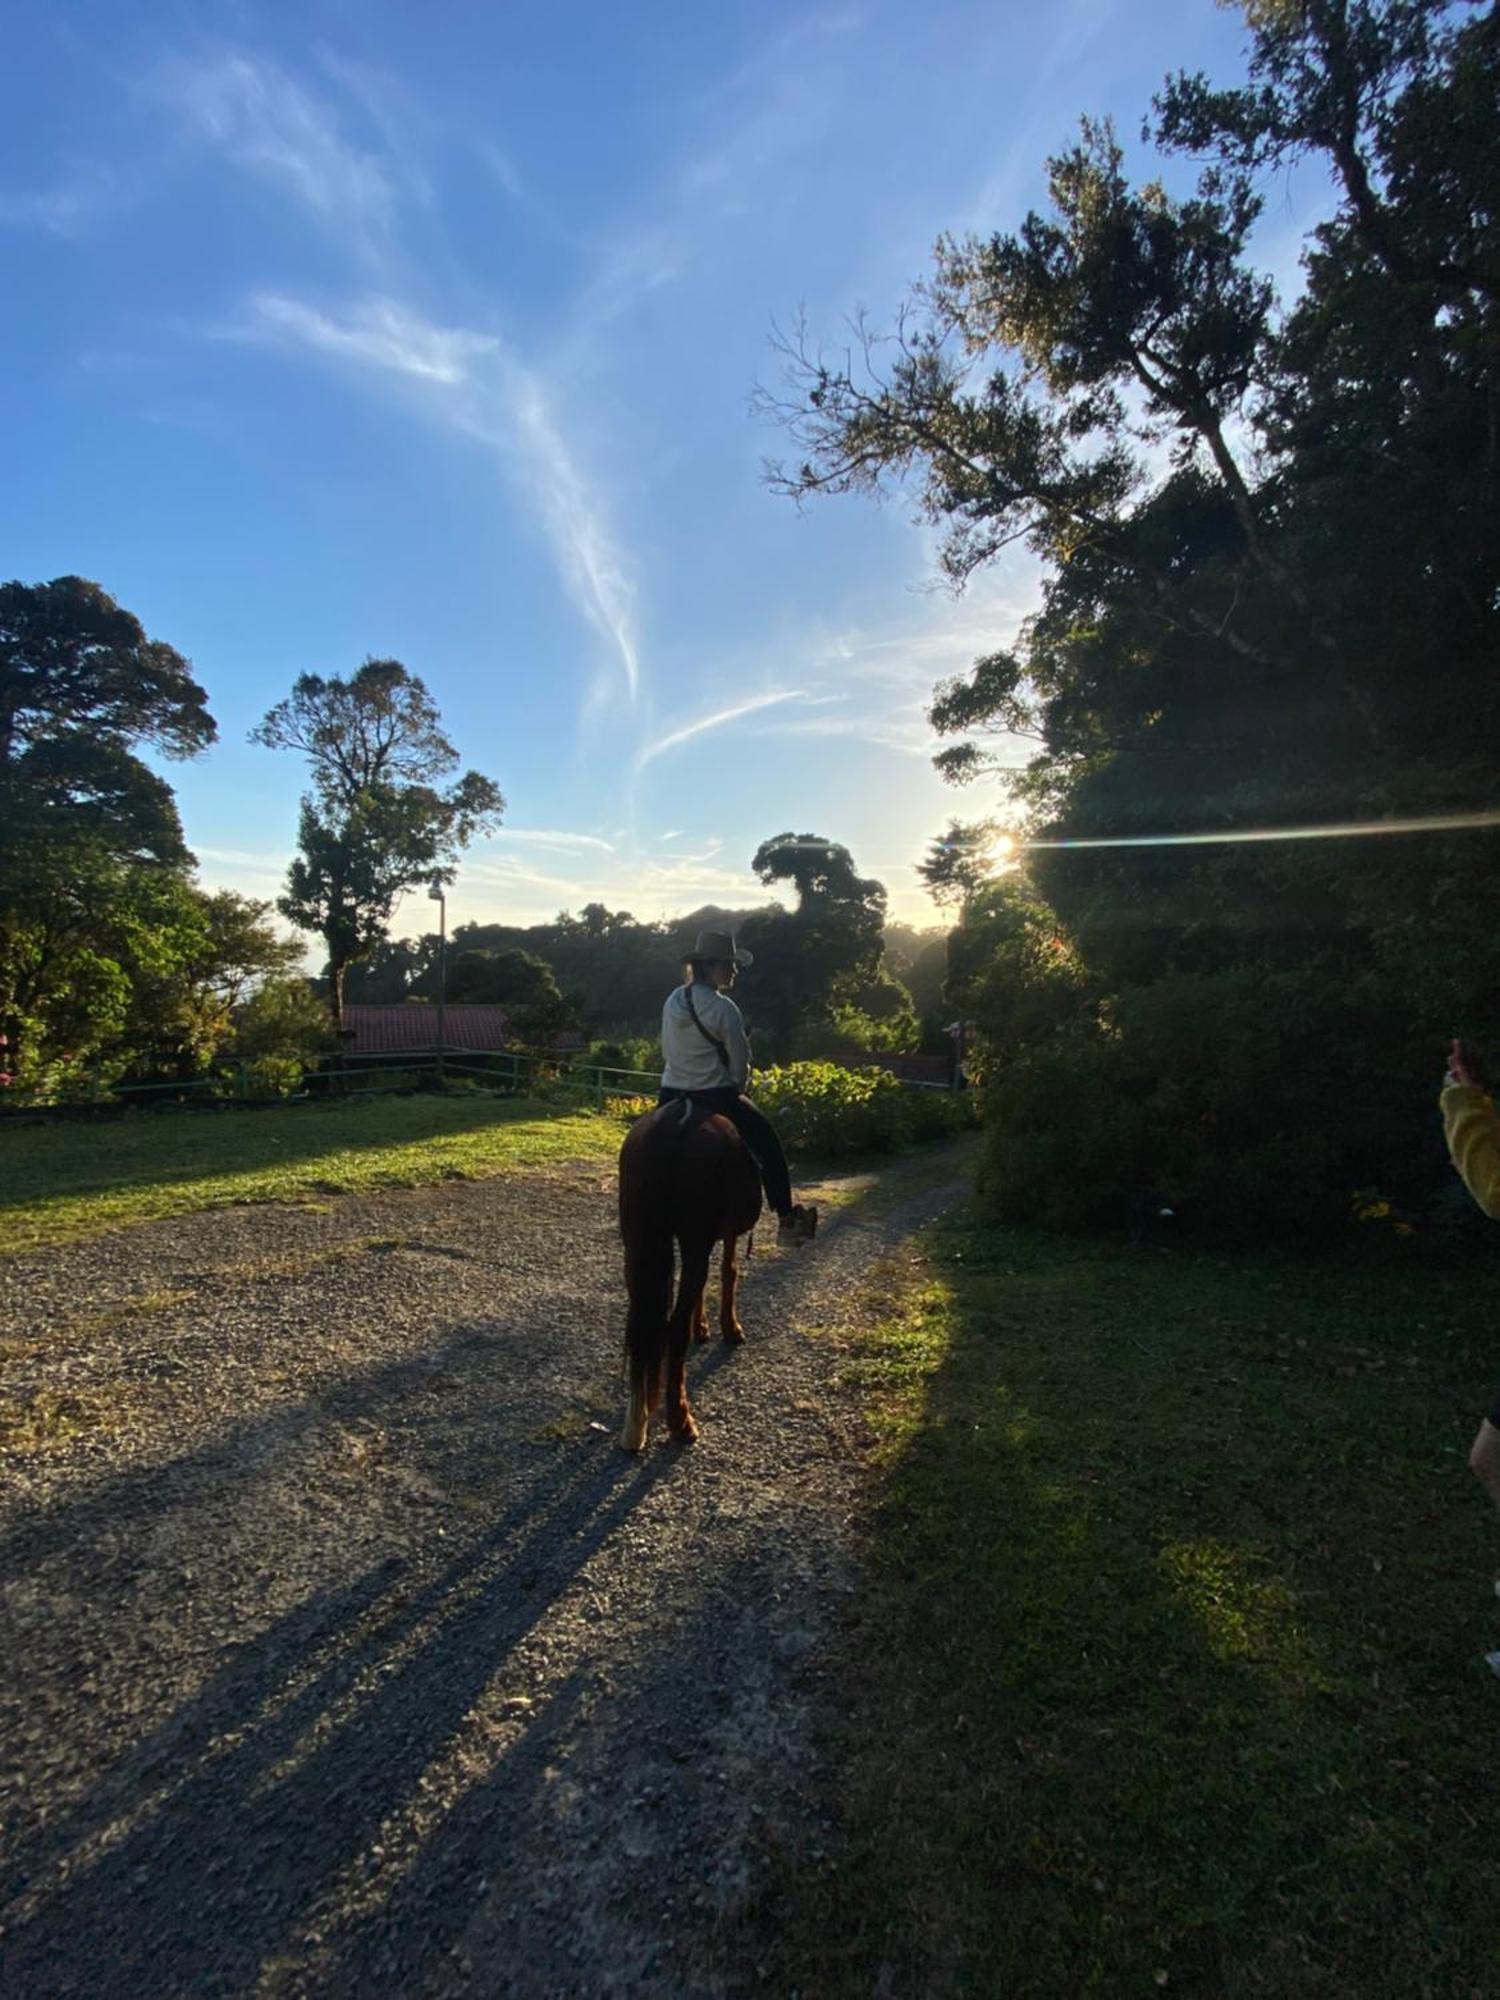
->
[720, 1236, 745, 1345]
[691, 1290, 709, 1344]
[666, 1240, 711, 1442]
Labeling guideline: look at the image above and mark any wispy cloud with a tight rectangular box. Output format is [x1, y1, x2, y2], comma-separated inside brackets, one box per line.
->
[755, 710, 938, 757]
[247, 293, 495, 382]
[0, 162, 126, 236]
[161, 52, 397, 255]
[511, 378, 640, 702]
[222, 290, 642, 704]
[493, 827, 617, 854]
[634, 689, 808, 770]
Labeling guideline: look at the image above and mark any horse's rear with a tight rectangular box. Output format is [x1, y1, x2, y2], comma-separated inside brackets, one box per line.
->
[618, 1102, 762, 1451]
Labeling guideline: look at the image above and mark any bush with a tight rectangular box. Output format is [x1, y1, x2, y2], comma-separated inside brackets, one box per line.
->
[974, 964, 1444, 1240]
[899, 1084, 978, 1145]
[239, 1054, 306, 1099]
[580, 1037, 657, 1076]
[753, 1062, 973, 1156]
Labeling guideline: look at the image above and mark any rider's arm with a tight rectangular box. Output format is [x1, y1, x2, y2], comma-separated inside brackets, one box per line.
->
[1441, 1082, 1500, 1219]
[716, 993, 751, 1090]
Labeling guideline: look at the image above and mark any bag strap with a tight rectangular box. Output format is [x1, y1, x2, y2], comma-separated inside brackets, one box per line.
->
[683, 984, 731, 1069]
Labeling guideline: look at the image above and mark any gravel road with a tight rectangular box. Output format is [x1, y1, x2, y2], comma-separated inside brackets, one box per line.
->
[0, 1147, 967, 1998]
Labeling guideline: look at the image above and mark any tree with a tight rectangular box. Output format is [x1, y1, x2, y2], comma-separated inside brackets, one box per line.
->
[232, 972, 334, 1072]
[446, 947, 573, 1044]
[0, 577, 216, 1073]
[124, 888, 305, 1076]
[739, 834, 888, 1061]
[252, 660, 503, 1024]
[0, 575, 214, 772]
[762, 0, 1500, 1230]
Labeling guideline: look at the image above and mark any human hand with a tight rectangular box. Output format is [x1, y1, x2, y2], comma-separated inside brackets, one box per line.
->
[1447, 1036, 1481, 1089]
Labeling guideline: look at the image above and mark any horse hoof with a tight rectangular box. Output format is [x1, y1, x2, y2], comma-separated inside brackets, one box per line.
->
[692, 1325, 710, 1345]
[619, 1414, 648, 1453]
[668, 1414, 699, 1445]
[722, 1321, 745, 1345]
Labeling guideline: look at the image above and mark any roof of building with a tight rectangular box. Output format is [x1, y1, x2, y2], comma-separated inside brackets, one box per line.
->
[340, 1005, 508, 1054]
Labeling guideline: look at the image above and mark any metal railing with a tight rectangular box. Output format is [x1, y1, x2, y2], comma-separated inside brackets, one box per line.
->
[0, 1048, 664, 1118]
[1, 1046, 958, 1119]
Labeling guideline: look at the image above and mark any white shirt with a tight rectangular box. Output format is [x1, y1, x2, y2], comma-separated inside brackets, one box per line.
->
[660, 981, 750, 1091]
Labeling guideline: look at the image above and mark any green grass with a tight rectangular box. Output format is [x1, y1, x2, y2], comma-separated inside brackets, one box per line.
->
[752, 1216, 1500, 1998]
[0, 1094, 626, 1253]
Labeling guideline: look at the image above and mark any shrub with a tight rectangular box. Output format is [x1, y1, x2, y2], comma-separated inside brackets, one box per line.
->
[754, 1062, 972, 1155]
[582, 1036, 657, 1075]
[240, 1054, 305, 1099]
[754, 1061, 907, 1155]
[974, 964, 1443, 1240]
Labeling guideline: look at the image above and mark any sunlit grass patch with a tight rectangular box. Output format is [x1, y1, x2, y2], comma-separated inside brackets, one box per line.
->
[0, 1384, 117, 1451]
[0, 1095, 625, 1253]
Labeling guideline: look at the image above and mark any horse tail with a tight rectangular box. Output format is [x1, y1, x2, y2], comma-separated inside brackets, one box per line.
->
[620, 1126, 677, 1415]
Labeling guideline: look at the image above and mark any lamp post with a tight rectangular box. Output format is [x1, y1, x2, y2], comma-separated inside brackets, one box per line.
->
[428, 879, 447, 1088]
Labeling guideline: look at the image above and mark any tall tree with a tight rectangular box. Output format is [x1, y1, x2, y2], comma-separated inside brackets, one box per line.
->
[0, 577, 215, 1071]
[762, 0, 1500, 1230]
[446, 947, 573, 1044]
[252, 660, 503, 1024]
[740, 834, 888, 1061]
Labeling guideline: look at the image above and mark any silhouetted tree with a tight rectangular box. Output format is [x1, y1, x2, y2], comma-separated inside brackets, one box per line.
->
[253, 659, 503, 1025]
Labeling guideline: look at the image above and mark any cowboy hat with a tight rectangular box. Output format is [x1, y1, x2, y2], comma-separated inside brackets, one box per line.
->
[687, 928, 754, 968]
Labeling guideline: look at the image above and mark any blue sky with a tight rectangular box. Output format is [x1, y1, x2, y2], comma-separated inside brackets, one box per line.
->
[1, 0, 1309, 936]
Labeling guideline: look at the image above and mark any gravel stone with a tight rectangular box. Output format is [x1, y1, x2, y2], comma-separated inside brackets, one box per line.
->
[0, 1151, 965, 1997]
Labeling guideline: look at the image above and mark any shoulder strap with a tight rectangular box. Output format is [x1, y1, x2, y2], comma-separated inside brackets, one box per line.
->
[683, 984, 731, 1068]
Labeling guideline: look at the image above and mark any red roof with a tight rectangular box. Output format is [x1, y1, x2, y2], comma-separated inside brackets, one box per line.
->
[342, 1005, 508, 1053]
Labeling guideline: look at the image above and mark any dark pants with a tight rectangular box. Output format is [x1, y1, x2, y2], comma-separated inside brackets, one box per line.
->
[657, 1085, 792, 1216]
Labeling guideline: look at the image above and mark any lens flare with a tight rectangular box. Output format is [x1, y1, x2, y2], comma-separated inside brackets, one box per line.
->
[1014, 807, 1500, 853]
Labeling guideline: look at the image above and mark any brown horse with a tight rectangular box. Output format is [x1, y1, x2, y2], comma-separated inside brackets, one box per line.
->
[617, 1099, 763, 1451]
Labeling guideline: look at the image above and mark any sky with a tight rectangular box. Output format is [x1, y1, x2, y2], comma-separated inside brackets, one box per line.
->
[0, 0, 1312, 940]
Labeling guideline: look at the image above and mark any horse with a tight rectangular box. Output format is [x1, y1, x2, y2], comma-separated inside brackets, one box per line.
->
[617, 1098, 763, 1451]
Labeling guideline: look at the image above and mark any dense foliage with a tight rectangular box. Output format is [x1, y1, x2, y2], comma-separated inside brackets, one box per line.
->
[347, 855, 953, 1061]
[754, 1060, 976, 1157]
[0, 577, 320, 1091]
[4, 600, 951, 1100]
[252, 660, 504, 1025]
[767, 0, 1500, 1235]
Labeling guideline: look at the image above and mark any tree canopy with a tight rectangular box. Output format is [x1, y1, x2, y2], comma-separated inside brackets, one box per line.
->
[765, 0, 1500, 1232]
[253, 659, 504, 1023]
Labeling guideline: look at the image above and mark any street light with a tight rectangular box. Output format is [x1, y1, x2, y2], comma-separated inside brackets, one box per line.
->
[428, 878, 447, 1088]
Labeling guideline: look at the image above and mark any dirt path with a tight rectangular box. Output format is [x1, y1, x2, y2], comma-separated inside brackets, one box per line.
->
[0, 1146, 968, 1998]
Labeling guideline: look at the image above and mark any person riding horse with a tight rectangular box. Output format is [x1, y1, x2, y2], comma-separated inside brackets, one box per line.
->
[658, 929, 818, 1247]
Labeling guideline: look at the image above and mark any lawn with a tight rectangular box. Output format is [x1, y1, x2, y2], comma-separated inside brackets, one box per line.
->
[753, 1213, 1500, 1998]
[0, 1093, 627, 1253]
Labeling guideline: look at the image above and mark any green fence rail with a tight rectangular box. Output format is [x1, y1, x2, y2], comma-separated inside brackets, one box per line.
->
[0, 1049, 665, 1118]
[1, 1046, 957, 1120]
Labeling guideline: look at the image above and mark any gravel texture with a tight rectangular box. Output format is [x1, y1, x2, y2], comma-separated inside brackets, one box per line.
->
[0, 1148, 966, 1998]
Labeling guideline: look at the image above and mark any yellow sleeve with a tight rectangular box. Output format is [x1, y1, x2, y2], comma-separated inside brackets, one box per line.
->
[1440, 1084, 1500, 1220]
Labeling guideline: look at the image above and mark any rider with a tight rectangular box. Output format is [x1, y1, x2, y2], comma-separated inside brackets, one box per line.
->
[658, 929, 818, 1247]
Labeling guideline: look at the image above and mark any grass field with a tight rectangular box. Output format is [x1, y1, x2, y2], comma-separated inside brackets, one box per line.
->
[0, 1094, 627, 1253]
[755, 1213, 1500, 1998]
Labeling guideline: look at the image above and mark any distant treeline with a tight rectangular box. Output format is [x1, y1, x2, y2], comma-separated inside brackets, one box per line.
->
[345, 898, 952, 1062]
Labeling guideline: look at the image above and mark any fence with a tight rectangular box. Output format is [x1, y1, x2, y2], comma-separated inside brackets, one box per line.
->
[0, 1048, 666, 1119]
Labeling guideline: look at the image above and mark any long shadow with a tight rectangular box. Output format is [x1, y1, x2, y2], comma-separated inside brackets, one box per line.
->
[744, 1216, 1500, 1998]
[0, 1434, 671, 1996]
[0, 1154, 963, 1997]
